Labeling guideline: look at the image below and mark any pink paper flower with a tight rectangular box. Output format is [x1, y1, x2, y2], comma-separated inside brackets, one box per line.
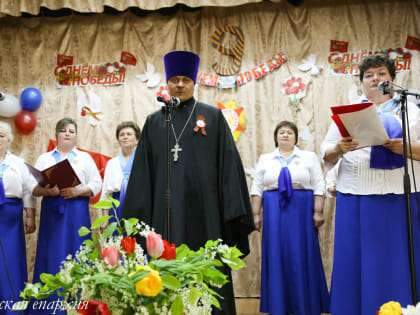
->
[101, 246, 119, 267]
[146, 232, 164, 259]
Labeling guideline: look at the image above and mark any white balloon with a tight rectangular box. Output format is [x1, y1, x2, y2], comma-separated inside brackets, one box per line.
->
[0, 93, 21, 117]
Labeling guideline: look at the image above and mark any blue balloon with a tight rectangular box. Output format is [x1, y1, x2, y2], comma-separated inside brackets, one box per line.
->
[20, 87, 42, 111]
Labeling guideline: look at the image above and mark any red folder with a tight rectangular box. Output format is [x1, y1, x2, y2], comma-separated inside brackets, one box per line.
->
[331, 102, 373, 137]
[26, 159, 81, 189]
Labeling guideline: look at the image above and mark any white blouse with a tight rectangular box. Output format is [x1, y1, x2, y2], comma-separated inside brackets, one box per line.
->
[251, 146, 325, 197]
[320, 102, 420, 195]
[1, 151, 35, 208]
[31, 147, 102, 196]
[100, 156, 123, 201]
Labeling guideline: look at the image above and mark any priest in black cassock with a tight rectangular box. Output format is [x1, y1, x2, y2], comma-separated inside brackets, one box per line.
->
[122, 50, 254, 314]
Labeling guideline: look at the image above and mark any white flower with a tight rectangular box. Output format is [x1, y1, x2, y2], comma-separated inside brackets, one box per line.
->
[402, 302, 420, 315]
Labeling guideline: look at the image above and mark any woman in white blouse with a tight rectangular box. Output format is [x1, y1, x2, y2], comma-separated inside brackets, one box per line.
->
[251, 120, 329, 315]
[0, 122, 35, 315]
[101, 121, 140, 224]
[30, 118, 102, 315]
[321, 54, 420, 315]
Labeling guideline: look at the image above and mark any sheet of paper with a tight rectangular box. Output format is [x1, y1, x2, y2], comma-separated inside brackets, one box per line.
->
[336, 104, 389, 148]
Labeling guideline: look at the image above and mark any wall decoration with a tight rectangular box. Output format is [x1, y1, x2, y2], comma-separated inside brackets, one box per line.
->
[216, 100, 246, 142]
[14, 110, 37, 134]
[298, 54, 323, 76]
[330, 40, 349, 53]
[281, 76, 307, 113]
[211, 25, 244, 76]
[155, 85, 170, 106]
[54, 52, 136, 87]
[0, 93, 20, 118]
[136, 62, 161, 88]
[328, 47, 412, 76]
[120, 51, 137, 66]
[405, 35, 420, 51]
[20, 87, 42, 111]
[197, 51, 287, 89]
[77, 91, 104, 126]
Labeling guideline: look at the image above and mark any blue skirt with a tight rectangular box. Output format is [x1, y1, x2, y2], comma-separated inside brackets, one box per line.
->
[30, 196, 90, 315]
[330, 192, 420, 315]
[0, 198, 27, 315]
[260, 189, 330, 315]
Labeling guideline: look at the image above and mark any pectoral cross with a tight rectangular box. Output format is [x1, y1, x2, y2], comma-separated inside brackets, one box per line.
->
[171, 143, 182, 162]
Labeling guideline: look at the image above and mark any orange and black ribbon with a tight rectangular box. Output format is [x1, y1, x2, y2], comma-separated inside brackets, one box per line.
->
[194, 115, 207, 136]
[211, 25, 244, 76]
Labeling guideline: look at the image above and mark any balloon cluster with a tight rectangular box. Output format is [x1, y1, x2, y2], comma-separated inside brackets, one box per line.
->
[0, 87, 42, 134]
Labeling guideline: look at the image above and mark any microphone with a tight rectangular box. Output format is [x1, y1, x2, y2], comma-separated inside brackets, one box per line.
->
[0, 92, 4, 101]
[157, 96, 181, 108]
[378, 81, 391, 95]
[378, 81, 420, 100]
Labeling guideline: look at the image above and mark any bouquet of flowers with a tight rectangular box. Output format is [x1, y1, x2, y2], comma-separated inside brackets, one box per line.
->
[21, 198, 246, 315]
[376, 301, 420, 315]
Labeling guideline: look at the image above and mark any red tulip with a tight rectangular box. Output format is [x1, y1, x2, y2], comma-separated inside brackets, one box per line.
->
[146, 232, 164, 259]
[159, 240, 176, 260]
[77, 300, 111, 315]
[102, 246, 119, 267]
[121, 236, 136, 255]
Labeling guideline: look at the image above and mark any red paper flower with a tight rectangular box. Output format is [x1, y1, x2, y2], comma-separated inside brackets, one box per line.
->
[159, 240, 176, 260]
[146, 232, 164, 259]
[101, 246, 119, 266]
[77, 300, 111, 315]
[121, 236, 136, 255]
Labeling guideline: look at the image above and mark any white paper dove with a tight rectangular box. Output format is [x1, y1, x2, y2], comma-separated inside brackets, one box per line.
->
[77, 91, 104, 126]
[136, 62, 162, 88]
[298, 54, 323, 76]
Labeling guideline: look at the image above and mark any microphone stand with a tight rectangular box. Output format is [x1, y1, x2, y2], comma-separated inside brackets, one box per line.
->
[161, 100, 174, 243]
[396, 89, 418, 305]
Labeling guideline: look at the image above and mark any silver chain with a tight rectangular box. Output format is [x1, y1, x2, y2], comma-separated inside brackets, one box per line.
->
[170, 101, 197, 144]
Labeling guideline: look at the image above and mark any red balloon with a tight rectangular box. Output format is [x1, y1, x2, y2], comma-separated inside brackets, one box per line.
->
[14, 110, 37, 134]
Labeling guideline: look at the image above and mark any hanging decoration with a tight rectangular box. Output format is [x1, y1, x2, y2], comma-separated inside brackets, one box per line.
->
[198, 51, 287, 89]
[405, 35, 420, 51]
[0, 93, 20, 118]
[216, 100, 246, 142]
[155, 85, 170, 106]
[14, 110, 37, 134]
[20, 87, 42, 111]
[54, 52, 136, 88]
[281, 76, 307, 113]
[298, 54, 323, 76]
[120, 51, 137, 66]
[328, 47, 412, 76]
[77, 91, 104, 126]
[136, 62, 161, 88]
[330, 40, 349, 53]
[211, 25, 244, 76]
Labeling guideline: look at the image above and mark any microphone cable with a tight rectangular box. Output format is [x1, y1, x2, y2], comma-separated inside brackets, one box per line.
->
[0, 238, 24, 315]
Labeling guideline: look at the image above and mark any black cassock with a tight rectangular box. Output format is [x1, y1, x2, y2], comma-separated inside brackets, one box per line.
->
[122, 97, 254, 314]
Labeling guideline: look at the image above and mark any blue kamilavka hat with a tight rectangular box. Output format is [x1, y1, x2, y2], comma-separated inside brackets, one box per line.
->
[164, 50, 200, 83]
